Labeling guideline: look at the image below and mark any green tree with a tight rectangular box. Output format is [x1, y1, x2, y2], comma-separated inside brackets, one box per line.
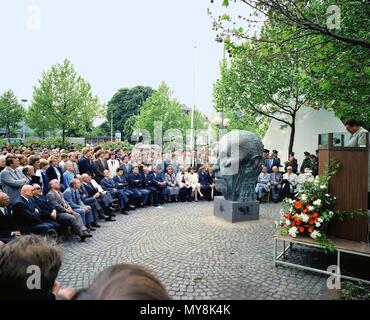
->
[214, 45, 311, 155]
[27, 59, 103, 147]
[0, 90, 25, 143]
[209, 0, 370, 129]
[134, 82, 207, 144]
[105, 86, 155, 141]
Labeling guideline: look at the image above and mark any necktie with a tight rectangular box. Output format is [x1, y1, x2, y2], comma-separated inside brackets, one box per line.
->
[182, 174, 185, 183]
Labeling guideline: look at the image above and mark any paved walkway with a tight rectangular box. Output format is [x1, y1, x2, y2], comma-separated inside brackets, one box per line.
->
[58, 201, 334, 300]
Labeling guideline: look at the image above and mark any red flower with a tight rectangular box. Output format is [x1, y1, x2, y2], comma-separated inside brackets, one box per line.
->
[295, 219, 301, 226]
[294, 201, 303, 209]
[303, 209, 308, 214]
[313, 213, 319, 218]
[308, 228, 314, 233]
[291, 222, 296, 227]
[308, 220, 314, 225]
[299, 227, 305, 233]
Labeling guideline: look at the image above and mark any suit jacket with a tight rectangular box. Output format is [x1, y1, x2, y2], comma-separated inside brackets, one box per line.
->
[100, 177, 118, 191]
[93, 158, 108, 182]
[270, 172, 282, 186]
[264, 159, 280, 173]
[143, 172, 159, 188]
[0, 167, 28, 205]
[0, 207, 14, 238]
[12, 197, 42, 228]
[41, 171, 50, 196]
[46, 165, 64, 185]
[47, 190, 69, 214]
[119, 163, 133, 178]
[113, 175, 129, 190]
[152, 172, 164, 183]
[33, 195, 54, 220]
[83, 182, 99, 197]
[128, 173, 144, 189]
[78, 156, 96, 177]
[63, 187, 85, 210]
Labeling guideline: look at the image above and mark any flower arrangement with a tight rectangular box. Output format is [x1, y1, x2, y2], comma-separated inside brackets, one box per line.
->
[276, 158, 341, 251]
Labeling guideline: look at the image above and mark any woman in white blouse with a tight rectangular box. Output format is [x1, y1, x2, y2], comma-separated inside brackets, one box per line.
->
[107, 152, 120, 177]
[187, 167, 203, 201]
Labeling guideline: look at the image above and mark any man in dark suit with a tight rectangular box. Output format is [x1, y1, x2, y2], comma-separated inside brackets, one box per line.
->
[114, 168, 140, 205]
[142, 167, 160, 207]
[151, 166, 167, 204]
[100, 170, 134, 214]
[78, 148, 96, 177]
[264, 152, 280, 174]
[270, 166, 283, 203]
[63, 179, 96, 230]
[93, 150, 108, 183]
[46, 156, 64, 189]
[128, 166, 150, 206]
[80, 174, 116, 220]
[0, 192, 20, 244]
[12, 185, 60, 235]
[119, 156, 133, 178]
[47, 179, 92, 241]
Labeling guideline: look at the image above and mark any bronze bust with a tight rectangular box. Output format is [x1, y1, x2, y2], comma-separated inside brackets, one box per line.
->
[213, 130, 263, 202]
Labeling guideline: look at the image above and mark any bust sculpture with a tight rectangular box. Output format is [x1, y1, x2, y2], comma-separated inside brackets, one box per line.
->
[213, 130, 263, 202]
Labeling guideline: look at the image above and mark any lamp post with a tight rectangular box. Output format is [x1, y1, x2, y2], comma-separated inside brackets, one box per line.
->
[215, 36, 226, 129]
[21, 99, 28, 142]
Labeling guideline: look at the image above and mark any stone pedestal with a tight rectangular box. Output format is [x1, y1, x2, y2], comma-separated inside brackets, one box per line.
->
[214, 196, 259, 223]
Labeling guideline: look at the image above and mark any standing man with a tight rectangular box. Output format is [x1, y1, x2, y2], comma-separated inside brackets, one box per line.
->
[0, 155, 28, 206]
[264, 152, 280, 174]
[120, 156, 133, 178]
[93, 150, 109, 183]
[300, 152, 311, 173]
[345, 120, 369, 147]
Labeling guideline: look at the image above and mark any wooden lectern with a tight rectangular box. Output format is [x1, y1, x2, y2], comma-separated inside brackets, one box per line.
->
[318, 132, 369, 242]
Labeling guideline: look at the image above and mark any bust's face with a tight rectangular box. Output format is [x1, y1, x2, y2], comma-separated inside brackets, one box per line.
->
[213, 131, 263, 201]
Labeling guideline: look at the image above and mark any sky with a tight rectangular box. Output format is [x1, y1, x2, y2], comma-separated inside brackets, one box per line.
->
[0, 0, 243, 123]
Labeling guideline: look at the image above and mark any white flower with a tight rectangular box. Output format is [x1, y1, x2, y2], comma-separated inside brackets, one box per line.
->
[320, 185, 326, 189]
[315, 222, 321, 228]
[318, 218, 323, 223]
[308, 206, 315, 211]
[310, 230, 321, 239]
[289, 226, 298, 237]
[313, 199, 322, 206]
[328, 211, 334, 217]
[301, 194, 307, 201]
[300, 214, 309, 223]
[285, 219, 291, 226]
[325, 194, 330, 197]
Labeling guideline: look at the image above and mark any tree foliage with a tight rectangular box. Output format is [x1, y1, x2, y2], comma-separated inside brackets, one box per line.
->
[27, 59, 102, 146]
[0, 90, 25, 142]
[209, 0, 370, 129]
[105, 86, 155, 141]
[134, 82, 208, 143]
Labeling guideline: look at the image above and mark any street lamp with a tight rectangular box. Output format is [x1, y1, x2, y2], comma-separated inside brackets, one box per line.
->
[21, 99, 28, 142]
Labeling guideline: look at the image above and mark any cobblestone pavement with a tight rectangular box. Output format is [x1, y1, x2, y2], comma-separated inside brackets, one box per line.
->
[58, 201, 341, 300]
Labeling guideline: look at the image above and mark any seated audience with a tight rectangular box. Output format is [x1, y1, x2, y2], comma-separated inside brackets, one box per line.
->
[150, 166, 167, 204]
[12, 185, 60, 236]
[164, 165, 179, 202]
[128, 166, 150, 207]
[63, 162, 75, 190]
[0, 192, 21, 244]
[47, 179, 92, 241]
[176, 166, 192, 202]
[102, 170, 134, 214]
[46, 156, 64, 191]
[142, 167, 160, 207]
[80, 173, 116, 221]
[0, 155, 28, 206]
[255, 166, 270, 201]
[63, 179, 96, 230]
[296, 168, 315, 192]
[75, 264, 170, 300]
[282, 166, 298, 199]
[22, 165, 39, 185]
[269, 166, 282, 203]
[188, 167, 203, 201]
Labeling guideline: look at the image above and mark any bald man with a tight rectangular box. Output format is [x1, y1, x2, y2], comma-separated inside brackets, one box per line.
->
[0, 192, 21, 244]
[12, 185, 60, 236]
